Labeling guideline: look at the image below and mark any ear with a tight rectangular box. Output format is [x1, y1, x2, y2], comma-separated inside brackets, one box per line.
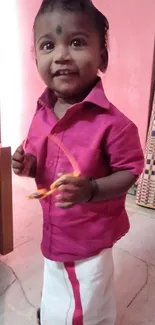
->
[99, 48, 108, 73]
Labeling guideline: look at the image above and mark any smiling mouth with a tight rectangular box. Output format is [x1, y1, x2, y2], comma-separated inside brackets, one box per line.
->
[53, 69, 78, 77]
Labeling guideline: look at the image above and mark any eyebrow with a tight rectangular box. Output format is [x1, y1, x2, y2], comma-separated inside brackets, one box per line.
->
[37, 31, 90, 44]
[37, 34, 53, 44]
[70, 31, 90, 39]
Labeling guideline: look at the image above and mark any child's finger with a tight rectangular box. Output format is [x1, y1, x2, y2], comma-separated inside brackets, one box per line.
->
[55, 201, 75, 209]
[56, 191, 76, 203]
[13, 168, 22, 175]
[12, 160, 24, 169]
[13, 151, 24, 162]
[57, 175, 84, 187]
[57, 184, 77, 193]
[17, 145, 24, 154]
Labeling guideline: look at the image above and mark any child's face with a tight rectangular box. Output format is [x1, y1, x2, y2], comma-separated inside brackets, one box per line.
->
[35, 10, 104, 100]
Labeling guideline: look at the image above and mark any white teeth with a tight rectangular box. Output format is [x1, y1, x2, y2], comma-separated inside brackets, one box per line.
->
[54, 69, 76, 77]
[59, 70, 71, 75]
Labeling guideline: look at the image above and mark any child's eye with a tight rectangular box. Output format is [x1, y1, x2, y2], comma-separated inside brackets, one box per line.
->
[40, 41, 54, 52]
[71, 39, 86, 48]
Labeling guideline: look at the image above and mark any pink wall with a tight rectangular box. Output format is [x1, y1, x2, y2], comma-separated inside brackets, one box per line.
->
[17, 0, 155, 148]
[16, 0, 43, 140]
[94, 0, 155, 148]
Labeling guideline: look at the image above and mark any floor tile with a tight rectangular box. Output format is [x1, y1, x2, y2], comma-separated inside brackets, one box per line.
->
[113, 247, 147, 322]
[116, 213, 155, 265]
[0, 262, 15, 296]
[0, 280, 36, 325]
[117, 264, 155, 325]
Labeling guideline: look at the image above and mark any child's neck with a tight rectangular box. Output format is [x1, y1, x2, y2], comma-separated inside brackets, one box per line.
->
[54, 99, 74, 120]
[56, 90, 87, 106]
[53, 92, 84, 120]
[54, 92, 87, 120]
[53, 77, 99, 119]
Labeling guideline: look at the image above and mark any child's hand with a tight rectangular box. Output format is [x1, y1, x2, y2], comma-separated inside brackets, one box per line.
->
[12, 146, 36, 177]
[55, 175, 94, 208]
[12, 145, 25, 175]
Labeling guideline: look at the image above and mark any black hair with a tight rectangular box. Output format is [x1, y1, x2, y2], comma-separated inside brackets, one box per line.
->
[33, 0, 109, 69]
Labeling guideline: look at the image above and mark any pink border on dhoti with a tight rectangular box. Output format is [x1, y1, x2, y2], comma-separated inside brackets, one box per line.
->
[65, 262, 83, 325]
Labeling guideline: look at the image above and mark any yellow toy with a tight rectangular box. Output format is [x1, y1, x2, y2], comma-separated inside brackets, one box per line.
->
[28, 171, 80, 200]
[27, 134, 80, 200]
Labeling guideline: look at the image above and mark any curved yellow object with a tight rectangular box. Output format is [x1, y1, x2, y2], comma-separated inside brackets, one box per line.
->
[28, 171, 80, 200]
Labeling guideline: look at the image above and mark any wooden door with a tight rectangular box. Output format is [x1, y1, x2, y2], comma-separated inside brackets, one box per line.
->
[0, 108, 13, 255]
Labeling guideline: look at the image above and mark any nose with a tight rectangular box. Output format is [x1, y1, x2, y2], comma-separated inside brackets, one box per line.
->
[54, 45, 71, 64]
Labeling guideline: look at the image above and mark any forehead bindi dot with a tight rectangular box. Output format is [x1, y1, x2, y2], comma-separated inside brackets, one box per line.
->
[56, 25, 62, 35]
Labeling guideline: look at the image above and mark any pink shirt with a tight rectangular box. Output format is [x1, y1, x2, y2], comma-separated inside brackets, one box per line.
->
[24, 78, 144, 262]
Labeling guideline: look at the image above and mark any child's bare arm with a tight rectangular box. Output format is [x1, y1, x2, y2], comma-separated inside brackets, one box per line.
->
[92, 171, 137, 201]
[54, 171, 137, 208]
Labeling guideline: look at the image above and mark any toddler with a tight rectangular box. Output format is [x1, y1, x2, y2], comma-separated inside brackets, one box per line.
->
[12, 0, 144, 324]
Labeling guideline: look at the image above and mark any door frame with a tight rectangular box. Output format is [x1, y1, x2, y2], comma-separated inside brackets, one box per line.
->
[0, 105, 13, 255]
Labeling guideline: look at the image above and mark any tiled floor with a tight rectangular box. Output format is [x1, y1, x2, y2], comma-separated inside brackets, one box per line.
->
[0, 174, 155, 324]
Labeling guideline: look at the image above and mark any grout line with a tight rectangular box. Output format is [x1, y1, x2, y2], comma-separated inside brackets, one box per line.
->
[0, 260, 36, 309]
[0, 278, 16, 297]
[127, 263, 148, 308]
[115, 246, 152, 265]
[14, 238, 34, 250]
[114, 246, 149, 309]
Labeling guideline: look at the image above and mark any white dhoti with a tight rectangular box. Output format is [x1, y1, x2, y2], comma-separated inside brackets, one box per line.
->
[41, 249, 116, 325]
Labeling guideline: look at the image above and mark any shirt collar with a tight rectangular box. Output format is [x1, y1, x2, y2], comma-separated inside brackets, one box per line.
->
[83, 77, 110, 109]
[38, 77, 110, 110]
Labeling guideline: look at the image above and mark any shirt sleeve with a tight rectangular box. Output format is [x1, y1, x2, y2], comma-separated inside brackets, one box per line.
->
[20, 113, 37, 177]
[105, 121, 144, 176]
[23, 114, 37, 157]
